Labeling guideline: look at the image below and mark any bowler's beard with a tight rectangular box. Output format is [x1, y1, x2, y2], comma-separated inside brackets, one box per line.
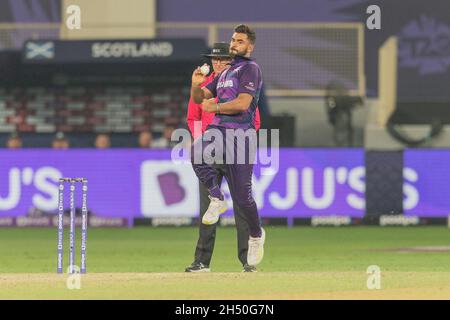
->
[230, 48, 249, 58]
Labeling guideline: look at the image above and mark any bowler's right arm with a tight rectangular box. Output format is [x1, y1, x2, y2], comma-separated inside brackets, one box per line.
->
[191, 67, 215, 103]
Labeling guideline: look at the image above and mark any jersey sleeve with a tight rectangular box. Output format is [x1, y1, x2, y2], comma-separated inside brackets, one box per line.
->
[204, 75, 219, 97]
[238, 63, 261, 97]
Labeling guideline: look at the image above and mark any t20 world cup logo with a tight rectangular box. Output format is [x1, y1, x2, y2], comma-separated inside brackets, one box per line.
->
[399, 15, 450, 75]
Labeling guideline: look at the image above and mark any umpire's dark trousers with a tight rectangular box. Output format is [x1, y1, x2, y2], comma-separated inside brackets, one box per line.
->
[193, 164, 250, 266]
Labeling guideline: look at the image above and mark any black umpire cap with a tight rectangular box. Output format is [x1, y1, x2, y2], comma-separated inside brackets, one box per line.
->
[202, 42, 231, 58]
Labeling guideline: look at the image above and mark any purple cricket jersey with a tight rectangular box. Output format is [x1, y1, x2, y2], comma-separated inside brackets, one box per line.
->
[206, 55, 263, 130]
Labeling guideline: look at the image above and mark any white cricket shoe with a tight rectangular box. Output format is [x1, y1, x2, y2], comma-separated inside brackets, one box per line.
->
[247, 228, 265, 266]
[202, 196, 227, 225]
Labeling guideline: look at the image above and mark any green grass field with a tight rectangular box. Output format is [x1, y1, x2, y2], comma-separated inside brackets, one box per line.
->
[1, 226, 450, 299]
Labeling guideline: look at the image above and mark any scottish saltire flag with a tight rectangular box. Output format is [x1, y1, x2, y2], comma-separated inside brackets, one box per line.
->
[25, 41, 55, 59]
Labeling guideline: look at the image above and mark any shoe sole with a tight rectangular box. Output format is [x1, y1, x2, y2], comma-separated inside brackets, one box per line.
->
[247, 228, 266, 266]
[202, 205, 227, 225]
[185, 268, 211, 273]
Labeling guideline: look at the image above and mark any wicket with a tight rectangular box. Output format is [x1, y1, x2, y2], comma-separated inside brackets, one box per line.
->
[57, 177, 88, 274]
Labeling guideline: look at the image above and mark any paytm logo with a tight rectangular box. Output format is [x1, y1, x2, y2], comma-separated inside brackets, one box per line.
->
[140, 161, 199, 217]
